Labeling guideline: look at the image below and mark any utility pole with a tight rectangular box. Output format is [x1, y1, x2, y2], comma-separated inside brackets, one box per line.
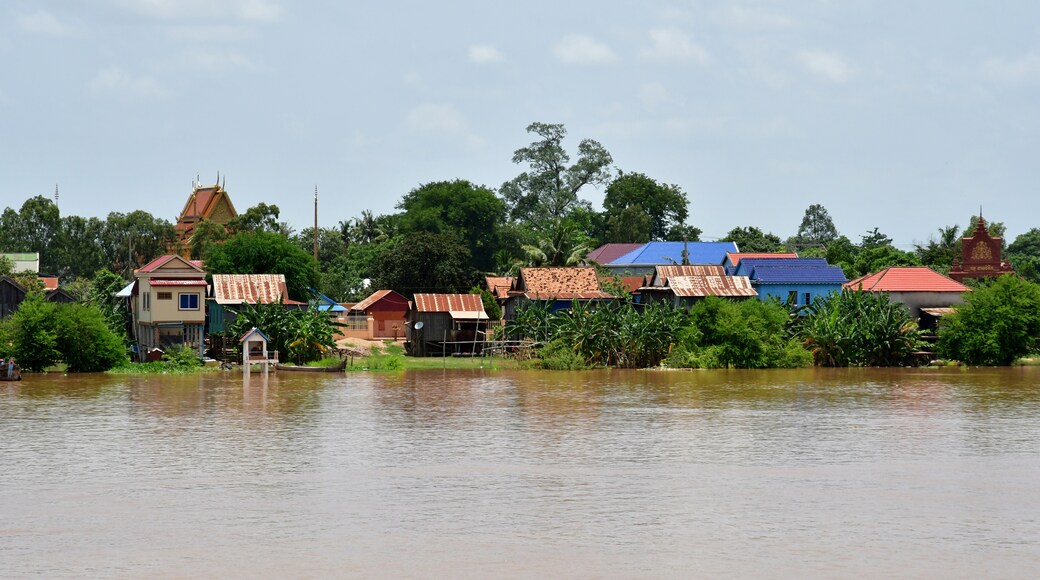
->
[313, 185, 319, 262]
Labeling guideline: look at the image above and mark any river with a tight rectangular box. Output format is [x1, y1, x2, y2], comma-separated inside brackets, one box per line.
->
[2, 368, 1039, 578]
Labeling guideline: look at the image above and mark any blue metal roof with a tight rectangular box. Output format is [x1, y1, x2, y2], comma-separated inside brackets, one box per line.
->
[733, 257, 830, 277]
[307, 288, 347, 312]
[748, 264, 848, 284]
[609, 241, 739, 266]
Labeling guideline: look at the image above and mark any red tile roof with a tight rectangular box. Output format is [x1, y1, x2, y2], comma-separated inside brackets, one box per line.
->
[599, 275, 646, 295]
[484, 276, 515, 300]
[586, 243, 645, 265]
[846, 267, 970, 293]
[518, 267, 615, 300]
[725, 252, 798, 266]
[212, 274, 288, 304]
[137, 254, 204, 274]
[413, 293, 487, 313]
[39, 276, 59, 291]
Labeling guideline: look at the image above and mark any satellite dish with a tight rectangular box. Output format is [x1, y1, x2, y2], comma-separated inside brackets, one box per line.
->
[414, 321, 424, 330]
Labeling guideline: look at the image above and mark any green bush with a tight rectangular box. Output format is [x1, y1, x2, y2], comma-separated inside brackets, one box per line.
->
[7, 292, 60, 372]
[798, 290, 923, 367]
[55, 302, 127, 372]
[537, 339, 588, 370]
[162, 344, 202, 368]
[938, 275, 1040, 365]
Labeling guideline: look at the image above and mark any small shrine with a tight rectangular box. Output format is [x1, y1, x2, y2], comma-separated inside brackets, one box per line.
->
[240, 327, 278, 374]
[948, 214, 1014, 282]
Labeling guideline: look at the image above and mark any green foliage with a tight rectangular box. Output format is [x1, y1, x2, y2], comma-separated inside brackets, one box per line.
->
[795, 203, 839, 247]
[666, 297, 810, 369]
[397, 180, 505, 273]
[372, 232, 475, 296]
[347, 342, 405, 371]
[89, 269, 130, 340]
[54, 302, 127, 372]
[226, 203, 282, 234]
[798, 290, 923, 367]
[204, 231, 319, 300]
[537, 339, 588, 370]
[722, 226, 785, 253]
[850, 244, 920, 278]
[100, 210, 177, 278]
[226, 301, 340, 365]
[937, 275, 1040, 365]
[521, 218, 593, 267]
[603, 172, 689, 242]
[6, 292, 60, 372]
[162, 344, 203, 368]
[914, 225, 960, 270]
[500, 122, 613, 226]
[189, 219, 229, 260]
[470, 286, 502, 320]
[0, 255, 13, 277]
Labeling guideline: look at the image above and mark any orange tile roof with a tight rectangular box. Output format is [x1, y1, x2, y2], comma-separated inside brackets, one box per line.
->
[413, 293, 486, 313]
[518, 267, 615, 300]
[846, 267, 970, 293]
[484, 276, 515, 300]
[725, 252, 798, 266]
[39, 276, 59, 291]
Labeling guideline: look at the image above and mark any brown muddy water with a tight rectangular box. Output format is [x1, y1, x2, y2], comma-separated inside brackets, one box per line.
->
[2, 367, 1039, 578]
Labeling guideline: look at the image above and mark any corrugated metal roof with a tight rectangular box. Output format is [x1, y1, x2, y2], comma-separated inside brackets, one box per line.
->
[652, 265, 727, 286]
[609, 241, 739, 266]
[667, 274, 758, 297]
[212, 274, 288, 304]
[413, 293, 487, 313]
[921, 307, 958, 317]
[352, 289, 392, 312]
[449, 310, 489, 320]
[846, 267, 970, 293]
[748, 264, 848, 284]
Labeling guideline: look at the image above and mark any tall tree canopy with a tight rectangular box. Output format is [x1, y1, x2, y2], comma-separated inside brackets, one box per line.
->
[372, 232, 475, 297]
[204, 231, 319, 300]
[795, 203, 839, 246]
[722, 226, 785, 253]
[500, 122, 613, 225]
[397, 179, 505, 272]
[602, 172, 689, 242]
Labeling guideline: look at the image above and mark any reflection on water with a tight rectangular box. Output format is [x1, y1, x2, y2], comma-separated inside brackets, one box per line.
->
[2, 368, 1040, 577]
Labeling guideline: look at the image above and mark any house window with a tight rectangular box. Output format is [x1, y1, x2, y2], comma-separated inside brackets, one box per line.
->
[143, 292, 151, 311]
[157, 292, 172, 300]
[787, 291, 797, 305]
[804, 292, 812, 306]
[179, 293, 200, 310]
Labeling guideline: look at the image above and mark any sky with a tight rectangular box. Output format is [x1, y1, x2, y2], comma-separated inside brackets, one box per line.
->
[3, 1, 1039, 248]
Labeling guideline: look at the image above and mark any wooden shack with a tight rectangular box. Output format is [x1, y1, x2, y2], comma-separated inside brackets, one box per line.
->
[407, 293, 489, 357]
[0, 276, 27, 318]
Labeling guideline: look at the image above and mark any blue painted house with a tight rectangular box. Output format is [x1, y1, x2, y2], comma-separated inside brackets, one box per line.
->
[602, 241, 739, 276]
[734, 258, 847, 308]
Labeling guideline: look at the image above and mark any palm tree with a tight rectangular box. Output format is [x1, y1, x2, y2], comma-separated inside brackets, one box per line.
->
[521, 219, 592, 267]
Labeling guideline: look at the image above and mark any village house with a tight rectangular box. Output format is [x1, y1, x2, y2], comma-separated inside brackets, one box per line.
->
[503, 267, 617, 321]
[208, 273, 302, 335]
[130, 254, 208, 360]
[1, 252, 40, 273]
[585, 243, 645, 266]
[846, 266, 970, 332]
[407, 293, 490, 357]
[600, 241, 740, 276]
[638, 265, 757, 308]
[0, 276, 27, 318]
[347, 289, 409, 340]
[733, 257, 848, 308]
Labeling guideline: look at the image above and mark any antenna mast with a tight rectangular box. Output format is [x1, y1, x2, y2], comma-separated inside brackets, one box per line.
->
[313, 185, 319, 262]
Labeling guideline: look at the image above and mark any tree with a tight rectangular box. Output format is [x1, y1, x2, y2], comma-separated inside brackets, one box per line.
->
[397, 180, 505, 272]
[860, 227, 892, 250]
[1008, 228, 1040, 283]
[850, 244, 920, 277]
[722, 226, 785, 253]
[226, 202, 282, 234]
[500, 122, 613, 225]
[915, 225, 960, 271]
[0, 196, 62, 273]
[89, 269, 131, 339]
[101, 210, 177, 277]
[189, 219, 229, 260]
[964, 215, 1006, 243]
[55, 303, 126, 372]
[204, 231, 319, 300]
[603, 205, 652, 244]
[799, 290, 923, 367]
[602, 172, 689, 241]
[293, 227, 347, 265]
[372, 232, 475, 296]
[937, 275, 1040, 365]
[795, 204, 839, 246]
[7, 292, 60, 372]
[521, 219, 593, 267]
[52, 215, 106, 280]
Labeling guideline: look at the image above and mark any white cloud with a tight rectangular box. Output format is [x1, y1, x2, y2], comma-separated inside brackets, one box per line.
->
[554, 35, 617, 66]
[715, 5, 796, 30]
[166, 25, 256, 41]
[18, 11, 73, 36]
[469, 44, 504, 64]
[112, 0, 280, 22]
[983, 52, 1040, 83]
[640, 82, 670, 108]
[641, 29, 709, 64]
[186, 51, 257, 71]
[89, 67, 163, 99]
[796, 49, 854, 83]
[405, 104, 482, 146]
